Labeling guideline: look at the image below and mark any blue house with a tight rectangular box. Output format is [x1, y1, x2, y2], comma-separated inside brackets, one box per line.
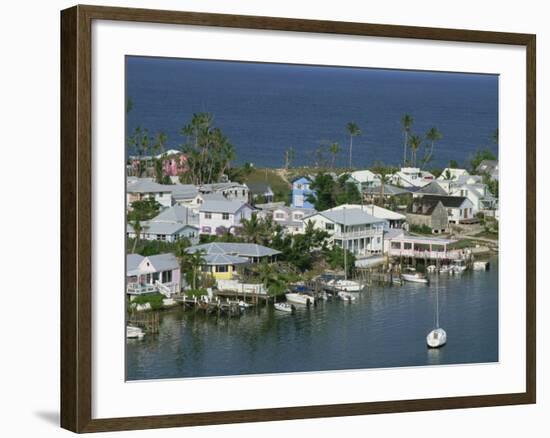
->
[291, 176, 315, 208]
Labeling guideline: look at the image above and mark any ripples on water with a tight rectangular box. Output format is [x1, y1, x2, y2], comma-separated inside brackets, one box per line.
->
[126, 257, 498, 380]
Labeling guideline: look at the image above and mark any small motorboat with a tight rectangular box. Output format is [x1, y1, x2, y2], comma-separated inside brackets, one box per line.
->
[238, 300, 252, 309]
[337, 291, 357, 302]
[274, 302, 293, 313]
[329, 279, 363, 292]
[426, 328, 447, 348]
[401, 268, 429, 284]
[126, 326, 145, 339]
[439, 264, 452, 274]
[426, 265, 437, 273]
[285, 292, 314, 306]
[450, 259, 467, 274]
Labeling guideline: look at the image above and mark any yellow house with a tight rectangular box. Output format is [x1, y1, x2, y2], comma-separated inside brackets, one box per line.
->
[186, 242, 281, 281]
[200, 253, 248, 280]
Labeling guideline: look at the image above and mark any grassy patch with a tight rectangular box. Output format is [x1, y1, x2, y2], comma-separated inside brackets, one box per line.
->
[473, 230, 499, 240]
[448, 239, 477, 250]
[243, 168, 291, 202]
[131, 293, 165, 310]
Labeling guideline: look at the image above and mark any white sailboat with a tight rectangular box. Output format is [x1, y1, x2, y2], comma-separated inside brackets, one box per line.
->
[426, 276, 447, 348]
[335, 207, 362, 292]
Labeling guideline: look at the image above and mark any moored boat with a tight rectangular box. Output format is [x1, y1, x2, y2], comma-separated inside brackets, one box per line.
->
[328, 278, 363, 292]
[426, 328, 447, 348]
[126, 325, 145, 339]
[274, 302, 293, 313]
[401, 268, 429, 284]
[450, 259, 467, 274]
[337, 291, 357, 302]
[285, 292, 314, 306]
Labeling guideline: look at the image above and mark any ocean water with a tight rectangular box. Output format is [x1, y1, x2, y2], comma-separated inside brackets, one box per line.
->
[126, 257, 498, 380]
[126, 56, 498, 169]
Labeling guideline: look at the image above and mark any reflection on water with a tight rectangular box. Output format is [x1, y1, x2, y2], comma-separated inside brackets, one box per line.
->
[127, 257, 499, 380]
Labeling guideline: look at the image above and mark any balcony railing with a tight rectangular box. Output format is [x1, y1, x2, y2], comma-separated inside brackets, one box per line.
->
[333, 229, 382, 239]
[388, 248, 461, 260]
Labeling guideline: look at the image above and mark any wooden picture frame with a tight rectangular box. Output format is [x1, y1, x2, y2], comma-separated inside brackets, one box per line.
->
[60, 4, 536, 433]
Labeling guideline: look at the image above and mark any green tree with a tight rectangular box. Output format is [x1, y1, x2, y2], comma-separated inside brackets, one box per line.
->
[408, 134, 423, 168]
[346, 122, 361, 169]
[307, 173, 335, 211]
[127, 197, 161, 222]
[130, 220, 145, 253]
[324, 246, 356, 277]
[329, 142, 341, 169]
[401, 114, 414, 166]
[423, 127, 442, 168]
[370, 162, 394, 206]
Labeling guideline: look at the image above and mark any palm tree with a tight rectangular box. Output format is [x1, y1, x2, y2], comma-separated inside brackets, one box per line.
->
[401, 114, 414, 167]
[424, 127, 442, 168]
[130, 220, 143, 253]
[371, 163, 392, 207]
[346, 122, 361, 169]
[239, 213, 263, 244]
[329, 142, 341, 169]
[408, 134, 422, 168]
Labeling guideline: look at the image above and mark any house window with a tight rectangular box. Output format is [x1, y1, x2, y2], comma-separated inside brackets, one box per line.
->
[325, 223, 334, 231]
[404, 242, 412, 250]
[216, 265, 229, 273]
[162, 270, 172, 283]
[296, 184, 303, 190]
[201, 226, 211, 233]
[275, 212, 285, 219]
[293, 213, 303, 220]
[391, 242, 401, 249]
[205, 212, 212, 219]
[222, 213, 230, 220]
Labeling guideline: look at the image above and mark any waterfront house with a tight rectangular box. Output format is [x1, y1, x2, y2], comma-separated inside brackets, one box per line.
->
[306, 207, 387, 255]
[406, 198, 449, 233]
[126, 253, 181, 296]
[387, 234, 460, 261]
[198, 199, 255, 235]
[436, 168, 470, 182]
[409, 194, 474, 227]
[185, 242, 281, 280]
[170, 184, 202, 209]
[413, 180, 449, 196]
[150, 204, 199, 226]
[247, 182, 275, 204]
[390, 167, 435, 188]
[126, 178, 173, 208]
[291, 176, 315, 208]
[325, 204, 405, 230]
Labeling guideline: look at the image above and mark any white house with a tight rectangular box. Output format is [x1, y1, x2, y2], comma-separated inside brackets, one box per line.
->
[126, 178, 173, 208]
[449, 183, 497, 214]
[126, 253, 181, 297]
[326, 204, 406, 230]
[199, 200, 255, 235]
[391, 167, 435, 188]
[305, 207, 387, 256]
[418, 195, 475, 224]
[346, 169, 380, 191]
[199, 182, 249, 203]
[436, 168, 470, 182]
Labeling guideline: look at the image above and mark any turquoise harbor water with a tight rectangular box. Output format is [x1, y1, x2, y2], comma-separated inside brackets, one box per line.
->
[126, 57, 498, 169]
[126, 257, 498, 380]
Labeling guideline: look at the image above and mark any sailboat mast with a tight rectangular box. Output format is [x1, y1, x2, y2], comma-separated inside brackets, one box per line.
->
[435, 275, 440, 328]
[343, 207, 347, 281]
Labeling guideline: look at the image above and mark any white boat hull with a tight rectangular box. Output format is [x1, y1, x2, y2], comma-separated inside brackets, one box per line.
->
[126, 326, 145, 339]
[274, 303, 293, 313]
[426, 328, 447, 348]
[337, 291, 357, 301]
[329, 279, 363, 292]
[285, 293, 314, 306]
[401, 274, 429, 284]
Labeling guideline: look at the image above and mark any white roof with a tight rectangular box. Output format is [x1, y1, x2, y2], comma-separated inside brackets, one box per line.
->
[199, 200, 251, 214]
[312, 208, 386, 226]
[348, 169, 379, 183]
[151, 205, 194, 224]
[186, 242, 281, 258]
[436, 168, 470, 180]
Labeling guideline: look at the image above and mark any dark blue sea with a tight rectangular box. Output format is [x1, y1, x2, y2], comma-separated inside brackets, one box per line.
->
[126, 56, 498, 169]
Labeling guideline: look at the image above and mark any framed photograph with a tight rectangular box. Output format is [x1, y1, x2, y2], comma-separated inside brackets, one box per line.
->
[60, 5, 536, 433]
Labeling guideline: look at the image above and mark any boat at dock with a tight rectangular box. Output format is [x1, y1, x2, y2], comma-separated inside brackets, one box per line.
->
[337, 291, 357, 302]
[473, 260, 490, 271]
[450, 259, 467, 274]
[401, 268, 429, 284]
[328, 278, 363, 292]
[126, 325, 145, 339]
[285, 292, 314, 306]
[274, 302, 293, 313]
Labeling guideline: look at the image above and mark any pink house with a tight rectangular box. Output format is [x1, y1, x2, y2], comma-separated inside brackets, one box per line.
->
[128, 150, 188, 178]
